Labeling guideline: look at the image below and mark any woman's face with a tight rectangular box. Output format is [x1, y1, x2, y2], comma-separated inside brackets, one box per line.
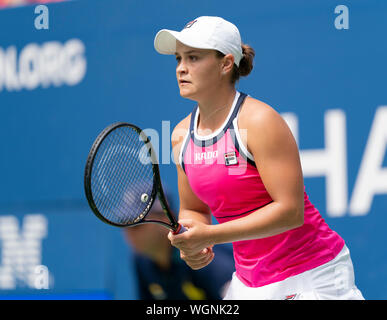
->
[175, 41, 224, 101]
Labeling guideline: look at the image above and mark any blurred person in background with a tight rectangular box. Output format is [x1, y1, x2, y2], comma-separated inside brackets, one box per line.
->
[123, 193, 235, 300]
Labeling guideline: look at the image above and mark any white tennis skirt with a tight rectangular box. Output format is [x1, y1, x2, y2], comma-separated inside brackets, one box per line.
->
[223, 245, 365, 300]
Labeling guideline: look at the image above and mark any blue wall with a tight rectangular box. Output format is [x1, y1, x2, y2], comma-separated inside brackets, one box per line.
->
[0, 0, 386, 299]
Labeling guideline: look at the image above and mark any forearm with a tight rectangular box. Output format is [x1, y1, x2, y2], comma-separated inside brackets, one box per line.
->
[208, 202, 304, 246]
[179, 209, 212, 225]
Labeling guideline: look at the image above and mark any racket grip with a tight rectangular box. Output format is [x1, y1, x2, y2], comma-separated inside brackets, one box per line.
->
[173, 223, 187, 234]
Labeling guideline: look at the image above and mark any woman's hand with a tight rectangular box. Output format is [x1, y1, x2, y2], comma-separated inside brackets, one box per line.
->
[168, 219, 214, 269]
[180, 247, 214, 270]
[168, 219, 212, 254]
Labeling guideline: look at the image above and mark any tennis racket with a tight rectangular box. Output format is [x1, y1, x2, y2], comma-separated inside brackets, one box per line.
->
[84, 122, 186, 234]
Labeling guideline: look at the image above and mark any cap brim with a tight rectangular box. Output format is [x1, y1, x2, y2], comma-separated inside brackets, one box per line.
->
[154, 29, 180, 55]
[154, 29, 215, 55]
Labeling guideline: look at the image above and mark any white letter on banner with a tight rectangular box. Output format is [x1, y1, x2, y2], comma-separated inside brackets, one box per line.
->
[349, 106, 387, 215]
[0, 48, 3, 92]
[4, 46, 20, 92]
[63, 39, 87, 86]
[40, 41, 64, 88]
[19, 43, 41, 90]
[0, 215, 48, 289]
[281, 112, 299, 146]
[284, 110, 347, 217]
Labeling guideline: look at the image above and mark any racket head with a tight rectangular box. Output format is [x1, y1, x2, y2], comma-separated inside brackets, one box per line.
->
[84, 122, 158, 227]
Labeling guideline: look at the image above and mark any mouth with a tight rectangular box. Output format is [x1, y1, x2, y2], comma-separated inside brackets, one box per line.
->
[178, 79, 191, 85]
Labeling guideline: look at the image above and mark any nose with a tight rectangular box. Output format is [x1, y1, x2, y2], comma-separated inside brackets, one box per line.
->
[176, 59, 188, 75]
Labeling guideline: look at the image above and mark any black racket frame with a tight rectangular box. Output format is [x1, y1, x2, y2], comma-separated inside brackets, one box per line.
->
[84, 122, 180, 231]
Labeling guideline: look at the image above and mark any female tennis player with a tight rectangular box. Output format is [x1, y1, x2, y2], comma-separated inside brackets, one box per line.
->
[154, 16, 364, 300]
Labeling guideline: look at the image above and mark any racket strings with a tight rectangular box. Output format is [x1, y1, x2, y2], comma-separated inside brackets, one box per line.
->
[105, 129, 153, 222]
[94, 130, 152, 223]
[90, 126, 154, 225]
[95, 131, 132, 221]
[93, 131, 130, 218]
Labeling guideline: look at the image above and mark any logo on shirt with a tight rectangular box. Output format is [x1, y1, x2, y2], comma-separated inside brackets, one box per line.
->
[224, 151, 238, 166]
[194, 151, 218, 162]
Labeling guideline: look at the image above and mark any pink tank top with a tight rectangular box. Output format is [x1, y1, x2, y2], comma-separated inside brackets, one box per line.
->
[179, 91, 345, 287]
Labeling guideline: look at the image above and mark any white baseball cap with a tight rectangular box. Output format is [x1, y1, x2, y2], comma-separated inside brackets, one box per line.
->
[154, 16, 243, 67]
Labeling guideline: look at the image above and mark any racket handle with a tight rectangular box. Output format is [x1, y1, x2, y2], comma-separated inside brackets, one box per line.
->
[173, 223, 187, 234]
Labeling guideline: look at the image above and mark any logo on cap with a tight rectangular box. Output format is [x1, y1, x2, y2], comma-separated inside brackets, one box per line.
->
[184, 19, 197, 29]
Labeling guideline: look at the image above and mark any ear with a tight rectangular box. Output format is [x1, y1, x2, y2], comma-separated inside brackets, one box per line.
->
[221, 54, 235, 74]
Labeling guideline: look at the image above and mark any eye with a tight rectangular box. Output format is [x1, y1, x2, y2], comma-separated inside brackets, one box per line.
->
[175, 56, 181, 63]
[189, 55, 198, 61]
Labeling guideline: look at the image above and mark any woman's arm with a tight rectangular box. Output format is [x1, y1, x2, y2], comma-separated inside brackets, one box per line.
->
[169, 116, 215, 269]
[170, 98, 305, 254]
[171, 115, 212, 223]
[209, 98, 305, 243]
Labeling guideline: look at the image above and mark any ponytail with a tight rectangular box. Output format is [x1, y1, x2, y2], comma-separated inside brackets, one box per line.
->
[216, 43, 255, 84]
[231, 44, 255, 83]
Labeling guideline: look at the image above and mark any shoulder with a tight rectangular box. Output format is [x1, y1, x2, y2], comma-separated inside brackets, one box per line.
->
[238, 96, 297, 154]
[239, 96, 286, 131]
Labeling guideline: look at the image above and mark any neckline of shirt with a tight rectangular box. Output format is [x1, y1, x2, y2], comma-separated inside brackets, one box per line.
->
[193, 91, 240, 141]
